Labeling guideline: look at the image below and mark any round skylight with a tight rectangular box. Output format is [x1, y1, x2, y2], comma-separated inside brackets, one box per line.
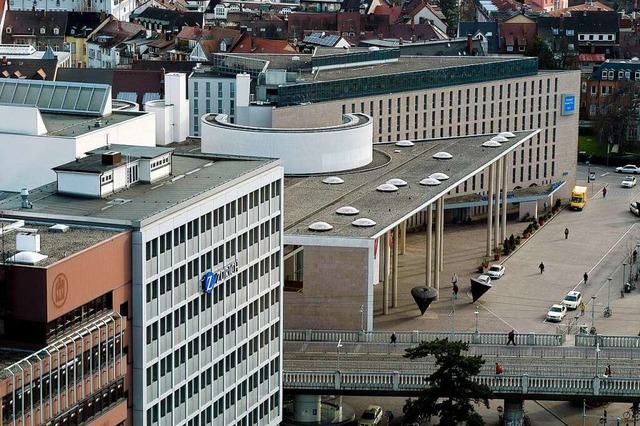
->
[323, 176, 344, 184]
[429, 172, 449, 180]
[395, 140, 414, 147]
[352, 218, 376, 227]
[491, 136, 508, 142]
[420, 177, 441, 186]
[308, 222, 333, 231]
[377, 183, 398, 192]
[482, 141, 502, 147]
[386, 178, 407, 187]
[433, 151, 453, 159]
[336, 206, 360, 215]
[498, 132, 516, 138]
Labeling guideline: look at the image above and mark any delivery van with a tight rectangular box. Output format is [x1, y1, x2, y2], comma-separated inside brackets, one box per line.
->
[570, 186, 588, 210]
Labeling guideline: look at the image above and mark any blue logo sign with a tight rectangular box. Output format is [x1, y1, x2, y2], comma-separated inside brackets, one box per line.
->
[202, 271, 216, 294]
[561, 94, 576, 115]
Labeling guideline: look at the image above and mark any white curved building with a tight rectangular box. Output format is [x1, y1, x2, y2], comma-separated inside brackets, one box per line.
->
[200, 112, 374, 174]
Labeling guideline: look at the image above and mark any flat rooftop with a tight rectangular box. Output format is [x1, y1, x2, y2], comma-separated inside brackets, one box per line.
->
[284, 131, 539, 239]
[41, 110, 145, 138]
[1, 223, 122, 267]
[0, 153, 278, 227]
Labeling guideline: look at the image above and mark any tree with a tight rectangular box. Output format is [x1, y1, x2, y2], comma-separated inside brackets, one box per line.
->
[592, 80, 640, 151]
[526, 37, 555, 70]
[437, 0, 460, 37]
[402, 338, 492, 426]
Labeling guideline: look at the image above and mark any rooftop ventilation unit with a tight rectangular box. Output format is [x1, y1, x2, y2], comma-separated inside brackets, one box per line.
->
[16, 228, 40, 253]
[102, 151, 122, 165]
[49, 224, 70, 233]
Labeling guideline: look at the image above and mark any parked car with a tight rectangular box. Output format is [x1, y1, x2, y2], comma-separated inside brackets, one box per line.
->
[358, 405, 383, 426]
[616, 164, 640, 174]
[562, 290, 582, 310]
[622, 176, 637, 188]
[631, 200, 640, 217]
[477, 274, 492, 285]
[487, 264, 505, 279]
[546, 304, 567, 322]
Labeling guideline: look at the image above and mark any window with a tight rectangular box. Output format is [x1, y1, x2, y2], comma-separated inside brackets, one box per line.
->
[53, 27, 60, 35]
[40, 27, 46, 34]
[566, 29, 574, 36]
[5, 26, 11, 34]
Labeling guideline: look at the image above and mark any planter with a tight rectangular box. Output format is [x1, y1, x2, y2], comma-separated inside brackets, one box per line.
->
[494, 254, 501, 261]
[523, 232, 530, 239]
[516, 238, 521, 245]
[538, 218, 546, 226]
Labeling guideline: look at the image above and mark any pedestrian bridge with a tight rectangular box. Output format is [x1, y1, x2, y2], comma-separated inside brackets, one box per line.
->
[282, 330, 640, 402]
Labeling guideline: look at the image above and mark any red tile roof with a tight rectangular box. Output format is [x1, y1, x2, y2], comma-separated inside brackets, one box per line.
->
[230, 34, 297, 54]
[579, 53, 605, 62]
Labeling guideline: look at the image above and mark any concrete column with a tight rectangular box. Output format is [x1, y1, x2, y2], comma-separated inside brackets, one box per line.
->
[294, 394, 322, 422]
[400, 221, 407, 255]
[502, 155, 508, 242]
[383, 232, 390, 315]
[486, 164, 494, 257]
[503, 398, 525, 426]
[435, 199, 443, 298]
[392, 225, 399, 308]
[426, 205, 433, 288]
[439, 198, 445, 271]
[494, 158, 501, 253]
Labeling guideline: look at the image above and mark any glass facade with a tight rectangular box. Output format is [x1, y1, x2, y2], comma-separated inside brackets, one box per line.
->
[276, 58, 538, 106]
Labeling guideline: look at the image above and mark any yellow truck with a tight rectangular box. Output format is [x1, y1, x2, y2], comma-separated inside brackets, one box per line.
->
[570, 186, 588, 210]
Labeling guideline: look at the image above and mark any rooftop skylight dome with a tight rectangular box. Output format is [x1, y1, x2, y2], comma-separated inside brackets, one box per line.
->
[482, 141, 502, 147]
[352, 218, 376, 227]
[323, 176, 344, 184]
[433, 151, 453, 159]
[498, 132, 516, 138]
[336, 206, 360, 215]
[491, 136, 508, 142]
[420, 177, 441, 186]
[308, 222, 333, 231]
[395, 140, 415, 147]
[429, 172, 449, 180]
[386, 178, 407, 187]
[376, 183, 398, 192]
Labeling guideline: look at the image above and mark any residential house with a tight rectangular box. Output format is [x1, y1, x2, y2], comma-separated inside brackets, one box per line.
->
[476, 0, 520, 23]
[3, 10, 68, 51]
[0, 49, 58, 79]
[546, 1, 612, 16]
[458, 21, 500, 53]
[226, 11, 289, 40]
[169, 26, 213, 60]
[537, 11, 619, 59]
[86, 20, 146, 68]
[403, 0, 448, 35]
[288, 12, 341, 42]
[499, 13, 536, 54]
[133, 7, 204, 32]
[178, 27, 243, 61]
[302, 31, 351, 48]
[130, 0, 190, 19]
[579, 52, 605, 73]
[619, 13, 640, 59]
[9, 0, 136, 22]
[65, 11, 105, 68]
[300, 0, 343, 13]
[230, 33, 297, 54]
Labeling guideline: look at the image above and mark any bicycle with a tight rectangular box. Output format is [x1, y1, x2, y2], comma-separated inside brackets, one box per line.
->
[623, 407, 640, 420]
[603, 306, 612, 318]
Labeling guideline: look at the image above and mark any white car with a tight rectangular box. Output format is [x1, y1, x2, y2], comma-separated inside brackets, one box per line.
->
[546, 304, 567, 322]
[487, 264, 505, 279]
[477, 274, 492, 285]
[358, 405, 383, 426]
[631, 201, 640, 216]
[622, 176, 637, 188]
[562, 290, 582, 310]
[616, 164, 640, 174]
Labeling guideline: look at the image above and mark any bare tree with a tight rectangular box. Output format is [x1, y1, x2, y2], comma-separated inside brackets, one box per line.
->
[593, 80, 640, 150]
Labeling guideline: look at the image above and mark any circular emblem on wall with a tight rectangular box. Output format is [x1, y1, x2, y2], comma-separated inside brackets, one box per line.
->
[52, 273, 68, 308]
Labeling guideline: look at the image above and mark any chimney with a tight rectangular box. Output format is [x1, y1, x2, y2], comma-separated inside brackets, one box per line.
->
[1, 56, 6, 64]
[399, 37, 403, 45]
[467, 33, 473, 55]
[251, 33, 257, 51]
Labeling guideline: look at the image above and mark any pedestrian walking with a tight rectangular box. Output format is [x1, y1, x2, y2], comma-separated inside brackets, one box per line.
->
[539, 262, 545, 274]
[604, 365, 612, 377]
[603, 186, 608, 198]
[583, 272, 589, 284]
[452, 273, 459, 300]
[495, 362, 503, 375]
[579, 301, 586, 316]
[390, 332, 397, 346]
[507, 329, 516, 346]
[564, 228, 569, 239]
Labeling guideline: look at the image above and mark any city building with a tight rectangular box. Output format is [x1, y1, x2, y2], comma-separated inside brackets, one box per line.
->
[0, 78, 156, 192]
[0, 219, 131, 426]
[8, 0, 137, 23]
[0, 145, 284, 425]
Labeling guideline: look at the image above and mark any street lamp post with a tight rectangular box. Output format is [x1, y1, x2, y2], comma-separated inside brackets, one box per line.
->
[591, 295, 596, 332]
[449, 292, 456, 338]
[587, 155, 592, 183]
[474, 306, 480, 334]
[336, 339, 343, 371]
[359, 305, 364, 332]
[624, 262, 628, 296]
[606, 277, 612, 317]
[595, 342, 601, 377]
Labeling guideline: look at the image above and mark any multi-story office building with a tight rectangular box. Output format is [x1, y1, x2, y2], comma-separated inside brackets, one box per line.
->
[0, 145, 284, 425]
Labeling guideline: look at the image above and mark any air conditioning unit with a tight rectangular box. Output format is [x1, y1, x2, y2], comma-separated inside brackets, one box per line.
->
[16, 229, 40, 253]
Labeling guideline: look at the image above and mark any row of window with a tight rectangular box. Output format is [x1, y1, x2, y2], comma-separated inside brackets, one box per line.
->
[598, 69, 640, 81]
[1, 334, 124, 422]
[149, 359, 280, 425]
[46, 293, 112, 340]
[150, 156, 170, 170]
[43, 379, 126, 426]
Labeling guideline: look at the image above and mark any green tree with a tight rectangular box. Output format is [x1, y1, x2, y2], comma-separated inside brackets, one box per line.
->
[437, 0, 459, 37]
[402, 338, 492, 426]
[526, 37, 555, 70]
